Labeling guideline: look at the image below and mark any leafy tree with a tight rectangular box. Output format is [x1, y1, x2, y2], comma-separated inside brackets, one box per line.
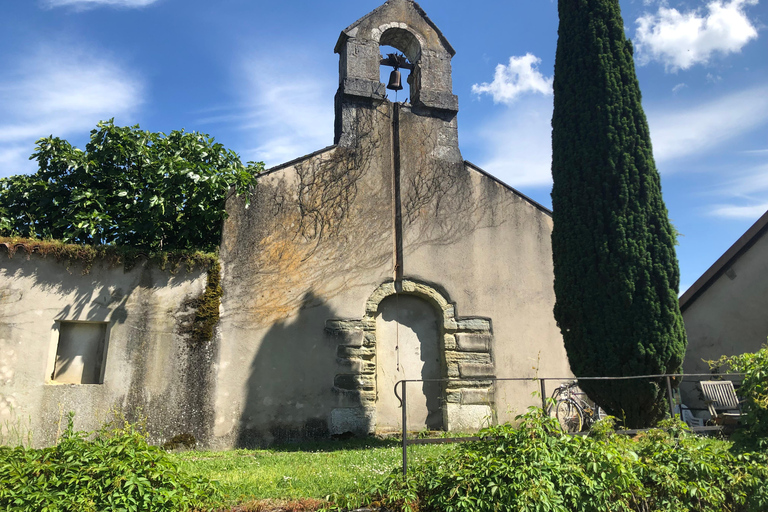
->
[0, 120, 261, 252]
[550, 0, 687, 427]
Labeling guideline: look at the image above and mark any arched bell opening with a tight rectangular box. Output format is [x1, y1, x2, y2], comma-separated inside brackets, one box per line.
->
[378, 27, 422, 104]
[379, 45, 412, 103]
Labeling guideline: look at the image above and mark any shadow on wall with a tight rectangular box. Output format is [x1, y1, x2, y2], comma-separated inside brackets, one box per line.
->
[236, 291, 350, 447]
[0, 252, 197, 326]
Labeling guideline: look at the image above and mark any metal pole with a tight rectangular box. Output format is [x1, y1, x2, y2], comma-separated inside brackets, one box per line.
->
[540, 379, 547, 411]
[402, 380, 408, 477]
[665, 376, 675, 419]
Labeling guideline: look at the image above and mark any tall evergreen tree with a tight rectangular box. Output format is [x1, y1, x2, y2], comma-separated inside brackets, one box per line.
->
[551, 0, 687, 427]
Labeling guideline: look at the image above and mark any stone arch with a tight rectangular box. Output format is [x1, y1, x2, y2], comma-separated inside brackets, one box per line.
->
[375, 25, 424, 63]
[326, 279, 495, 435]
[376, 25, 423, 103]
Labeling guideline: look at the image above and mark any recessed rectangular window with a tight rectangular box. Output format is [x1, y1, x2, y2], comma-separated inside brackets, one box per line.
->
[52, 322, 107, 384]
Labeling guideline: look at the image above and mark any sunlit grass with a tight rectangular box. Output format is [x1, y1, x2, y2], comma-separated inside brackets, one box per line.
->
[171, 438, 453, 507]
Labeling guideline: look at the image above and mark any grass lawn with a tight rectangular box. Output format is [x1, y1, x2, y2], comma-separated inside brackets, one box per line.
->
[170, 438, 453, 509]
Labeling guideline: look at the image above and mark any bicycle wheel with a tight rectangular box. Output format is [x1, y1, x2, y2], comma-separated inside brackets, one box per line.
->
[547, 388, 563, 417]
[556, 399, 583, 433]
[595, 406, 607, 421]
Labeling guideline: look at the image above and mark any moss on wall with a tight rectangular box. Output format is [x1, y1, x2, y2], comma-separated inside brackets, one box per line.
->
[0, 236, 217, 274]
[180, 260, 222, 347]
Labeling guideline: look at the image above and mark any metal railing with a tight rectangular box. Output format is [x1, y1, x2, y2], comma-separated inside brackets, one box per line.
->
[394, 373, 745, 476]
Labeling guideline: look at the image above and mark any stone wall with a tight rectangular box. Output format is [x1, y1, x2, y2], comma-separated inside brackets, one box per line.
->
[0, 253, 213, 447]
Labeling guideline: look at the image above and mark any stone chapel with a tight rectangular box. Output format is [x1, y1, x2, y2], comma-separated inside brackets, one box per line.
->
[0, 0, 571, 448]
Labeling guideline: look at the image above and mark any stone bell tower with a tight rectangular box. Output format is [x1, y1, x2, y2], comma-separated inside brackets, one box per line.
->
[333, 0, 461, 152]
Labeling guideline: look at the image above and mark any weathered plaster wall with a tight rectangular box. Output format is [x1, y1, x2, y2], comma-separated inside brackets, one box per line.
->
[214, 0, 570, 447]
[396, 106, 568, 422]
[217, 108, 396, 446]
[0, 254, 213, 446]
[681, 232, 768, 406]
[216, 107, 568, 446]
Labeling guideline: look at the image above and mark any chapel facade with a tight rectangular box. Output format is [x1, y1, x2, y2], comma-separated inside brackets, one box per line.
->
[0, 0, 570, 448]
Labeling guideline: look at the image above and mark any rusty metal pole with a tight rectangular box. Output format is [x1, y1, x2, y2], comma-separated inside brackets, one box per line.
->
[665, 376, 675, 419]
[540, 379, 548, 411]
[401, 380, 408, 477]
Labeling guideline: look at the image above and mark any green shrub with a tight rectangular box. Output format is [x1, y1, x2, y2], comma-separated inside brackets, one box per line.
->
[709, 344, 768, 451]
[339, 409, 768, 512]
[0, 415, 220, 511]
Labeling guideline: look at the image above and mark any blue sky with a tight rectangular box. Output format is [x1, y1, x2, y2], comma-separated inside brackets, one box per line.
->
[0, 0, 765, 294]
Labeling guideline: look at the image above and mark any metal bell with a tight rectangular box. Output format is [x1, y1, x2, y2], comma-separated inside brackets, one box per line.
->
[387, 69, 403, 91]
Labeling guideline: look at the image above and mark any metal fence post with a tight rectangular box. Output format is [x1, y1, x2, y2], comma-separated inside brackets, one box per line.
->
[402, 380, 407, 477]
[665, 376, 675, 419]
[540, 379, 547, 411]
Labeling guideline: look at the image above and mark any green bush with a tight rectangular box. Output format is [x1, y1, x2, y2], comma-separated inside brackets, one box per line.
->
[0, 415, 220, 511]
[339, 409, 768, 512]
[0, 120, 261, 252]
[710, 344, 768, 450]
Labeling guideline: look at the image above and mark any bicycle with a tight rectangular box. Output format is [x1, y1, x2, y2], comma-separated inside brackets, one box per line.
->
[547, 381, 605, 433]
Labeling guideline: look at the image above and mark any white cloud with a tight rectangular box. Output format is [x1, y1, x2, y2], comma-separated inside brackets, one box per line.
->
[706, 73, 723, 83]
[700, 152, 768, 219]
[469, 85, 768, 191]
[672, 83, 687, 93]
[647, 86, 768, 162]
[470, 96, 554, 188]
[708, 202, 768, 218]
[0, 44, 143, 177]
[220, 50, 335, 168]
[44, 0, 159, 8]
[719, 163, 768, 196]
[471, 53, 553, 105]
[634, 0, 759, 71]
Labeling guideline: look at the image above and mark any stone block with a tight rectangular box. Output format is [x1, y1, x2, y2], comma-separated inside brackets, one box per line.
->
[330, 407, 375, 435]
[455, 333, 491, 352]
[458, 362, 494, 378]
[456, 318, 491, 332]
[337, 346, 374, 359]
[445, 389, 461, 404]
[415, 90, 459, 112]
[334, 374, 371, 390]
[326, 329, 364, 347]
[332, 388, 376, 408]
[461, 388, 493, 405]
[445, 404, 492, 431]
[342, 78, 386, 100]
[336, 357, 375, 375]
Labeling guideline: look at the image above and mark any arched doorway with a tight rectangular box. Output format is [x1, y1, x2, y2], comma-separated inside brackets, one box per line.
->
[375, 294, 443, 431]
[327, 279, 494, 436]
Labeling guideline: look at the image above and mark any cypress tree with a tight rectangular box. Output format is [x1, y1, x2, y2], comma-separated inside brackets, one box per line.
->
[551, 0, 687, 427]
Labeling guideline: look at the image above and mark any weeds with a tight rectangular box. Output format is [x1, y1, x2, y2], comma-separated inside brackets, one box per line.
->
[331, 409, 768, 512]
[0, 413, 220, 511]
